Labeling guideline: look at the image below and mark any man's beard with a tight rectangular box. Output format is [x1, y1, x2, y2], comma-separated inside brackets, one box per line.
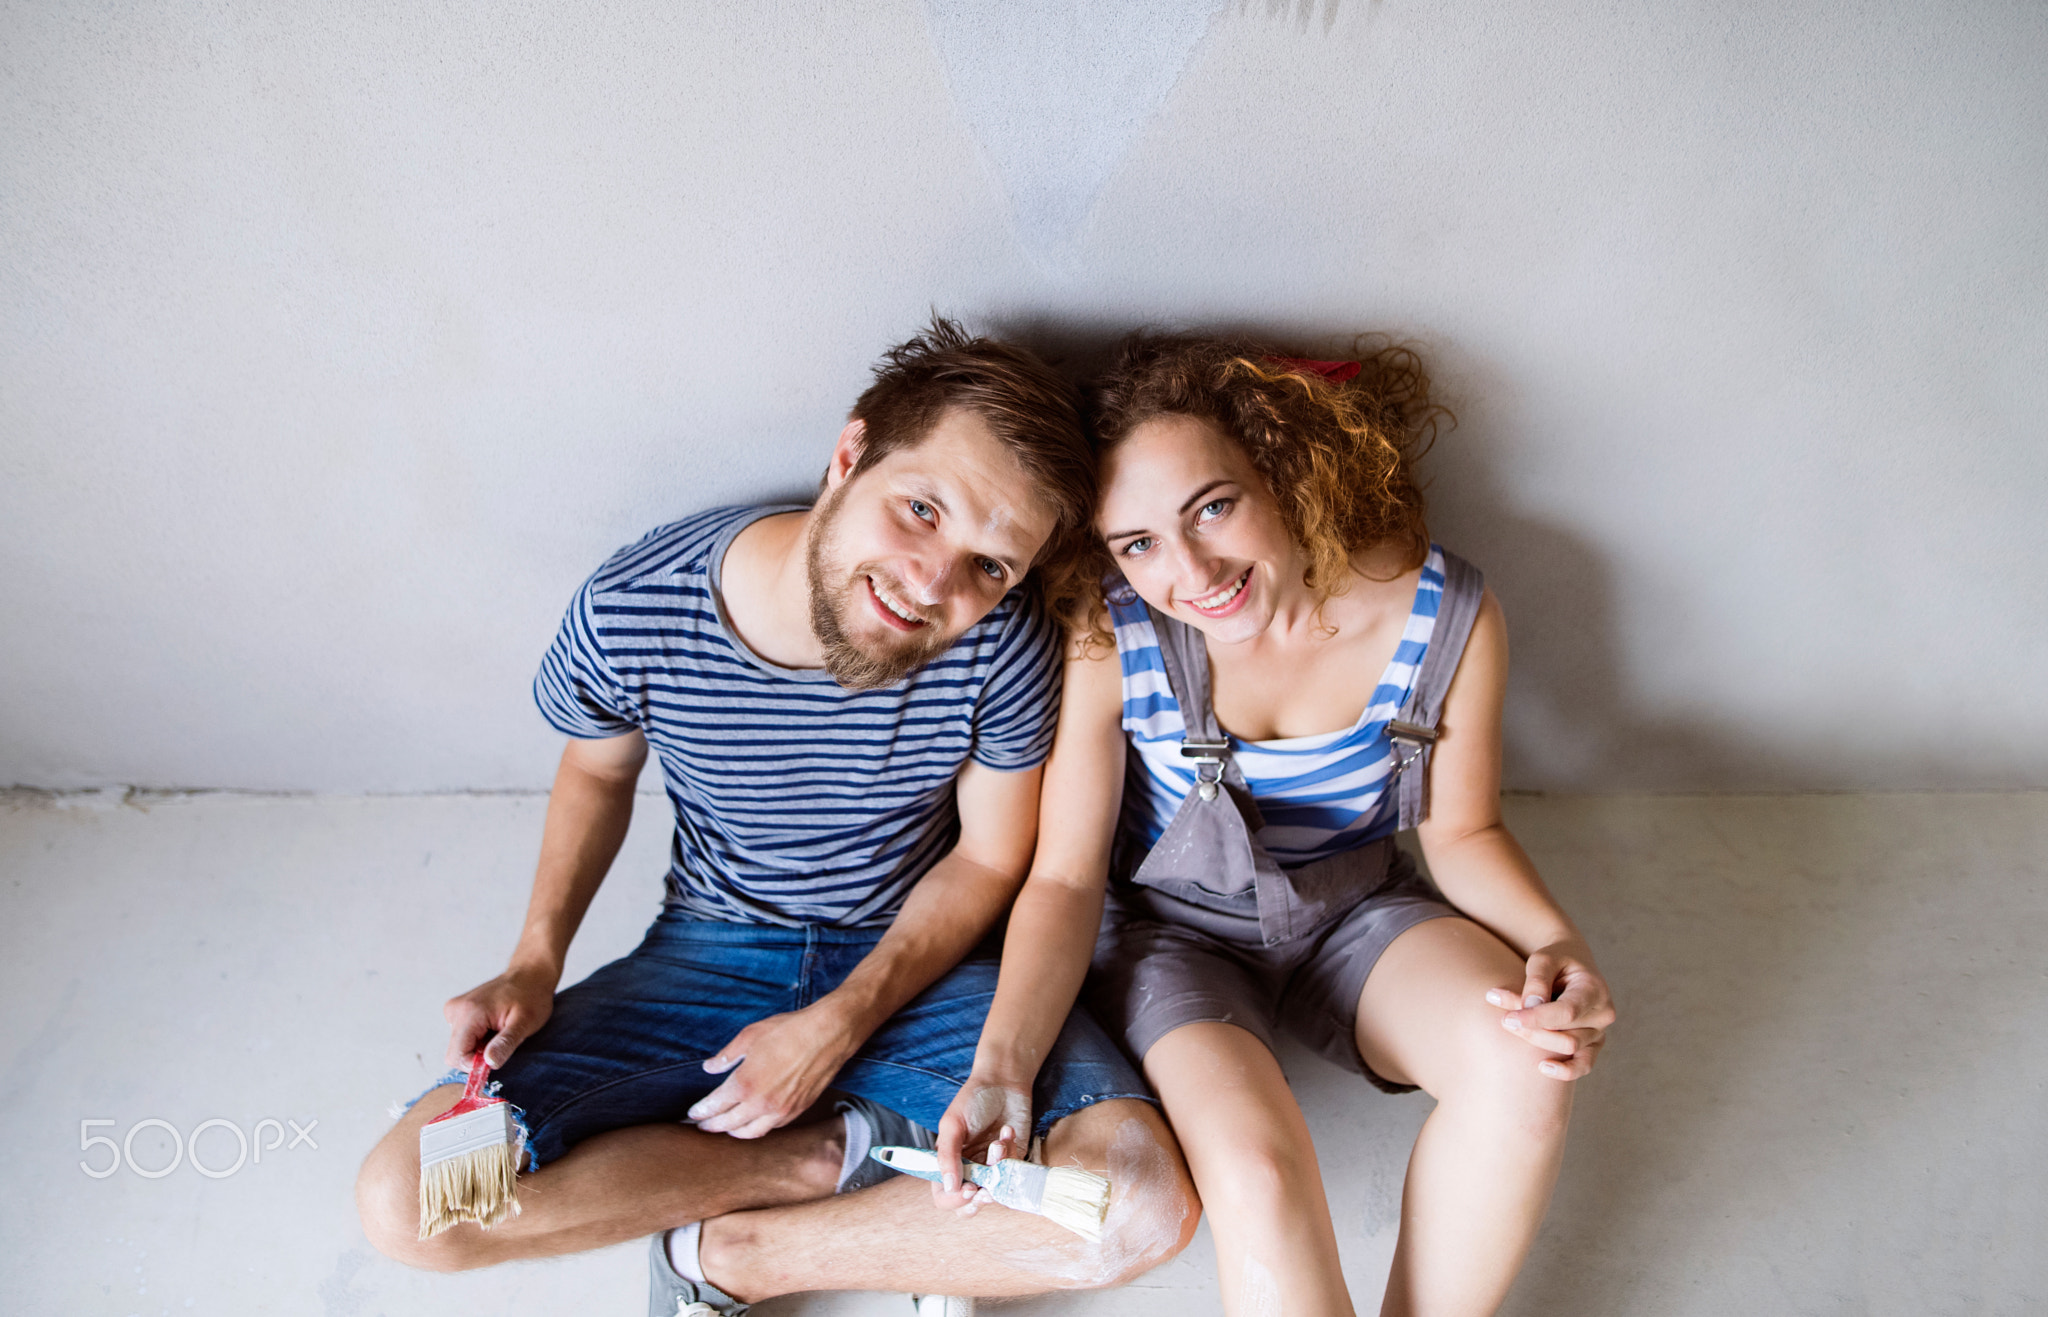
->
[805, 487, 955, 692]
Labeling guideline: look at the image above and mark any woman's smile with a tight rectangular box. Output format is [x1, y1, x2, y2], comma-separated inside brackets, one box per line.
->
[1182, 567, 1253, 618]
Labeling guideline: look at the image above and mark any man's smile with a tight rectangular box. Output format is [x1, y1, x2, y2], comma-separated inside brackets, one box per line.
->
[866, 575, 929, 630]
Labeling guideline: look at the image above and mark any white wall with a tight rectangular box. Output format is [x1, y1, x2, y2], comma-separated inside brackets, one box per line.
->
[3, 1, 2043, 793]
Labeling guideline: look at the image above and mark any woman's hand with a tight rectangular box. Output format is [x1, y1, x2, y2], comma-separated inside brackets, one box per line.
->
[933, 1076, 1033, 1214]
[1487, 939, 1616, 1080]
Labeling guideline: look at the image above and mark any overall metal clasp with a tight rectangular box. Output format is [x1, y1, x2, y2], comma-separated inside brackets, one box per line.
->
[1180, 736, 1231, 801]
[1385, 719, 1438, 775]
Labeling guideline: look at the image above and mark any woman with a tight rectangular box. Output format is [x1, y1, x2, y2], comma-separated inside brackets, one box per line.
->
[932, 334, 1617, 1316]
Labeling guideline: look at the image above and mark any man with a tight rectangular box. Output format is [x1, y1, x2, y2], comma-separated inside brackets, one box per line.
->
[356, 320, 1197, 1313]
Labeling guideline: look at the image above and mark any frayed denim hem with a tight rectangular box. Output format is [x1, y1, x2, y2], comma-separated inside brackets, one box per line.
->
[400, 1066, 539, 1173]
[1033, 1089, 1159, 1141]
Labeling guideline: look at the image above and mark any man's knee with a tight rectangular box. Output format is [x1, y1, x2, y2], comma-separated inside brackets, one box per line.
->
[1044, 1102, 1199, 1288]
[356, 1088, 487, 1273]
[356, 1143, 438, 1269]
[1096, 1125, 1200, 1286]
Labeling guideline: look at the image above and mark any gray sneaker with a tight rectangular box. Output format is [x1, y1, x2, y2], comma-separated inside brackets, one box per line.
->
[835, 1095, 936, 1195]
[648, 1231, 750, 1317]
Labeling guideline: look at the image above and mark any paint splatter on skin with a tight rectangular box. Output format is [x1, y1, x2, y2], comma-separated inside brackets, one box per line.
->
[1243, 1252, 1283, 1317]
[950, 1085, 1032, 1206]
[1004, 1118, 1188, 1286]
[963, 1087, 1012, 1130]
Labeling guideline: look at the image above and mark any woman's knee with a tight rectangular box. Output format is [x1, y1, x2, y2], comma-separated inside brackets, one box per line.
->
[1437, 1011, 1576, 1139]
[1197, 1132, 1324, 1225]
[1361, 920, 1575, 1136]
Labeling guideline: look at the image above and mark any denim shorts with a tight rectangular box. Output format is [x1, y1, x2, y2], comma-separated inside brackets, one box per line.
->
[427, 912, 1153, 1171]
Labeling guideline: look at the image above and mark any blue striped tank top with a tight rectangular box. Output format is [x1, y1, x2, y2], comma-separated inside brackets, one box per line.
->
[1110, 545, 1448, 868]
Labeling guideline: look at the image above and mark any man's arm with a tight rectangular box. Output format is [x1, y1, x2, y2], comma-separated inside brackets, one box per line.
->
[442, 730, 649, 1069]
[686, 755, 1045, 1138]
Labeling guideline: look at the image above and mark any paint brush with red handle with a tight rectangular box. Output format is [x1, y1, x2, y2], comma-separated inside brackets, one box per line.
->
[417, 1050, 521, 1239]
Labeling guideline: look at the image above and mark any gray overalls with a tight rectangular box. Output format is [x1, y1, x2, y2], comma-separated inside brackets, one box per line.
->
[1086, 550, 1487, 1088]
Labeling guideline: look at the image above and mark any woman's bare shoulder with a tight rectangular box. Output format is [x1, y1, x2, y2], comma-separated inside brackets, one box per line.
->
[1062, 601, 1120, 664]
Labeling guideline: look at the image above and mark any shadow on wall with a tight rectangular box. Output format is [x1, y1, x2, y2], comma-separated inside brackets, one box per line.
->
[989, 311, 1899, 794]
[1418, 347, 1779, 793]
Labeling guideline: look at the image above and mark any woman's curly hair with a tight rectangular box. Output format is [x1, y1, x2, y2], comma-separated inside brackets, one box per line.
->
[1082, 331, 1448, 638]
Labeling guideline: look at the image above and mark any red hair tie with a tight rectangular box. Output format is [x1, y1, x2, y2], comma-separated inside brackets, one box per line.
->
[1263, 355, 1361, 382]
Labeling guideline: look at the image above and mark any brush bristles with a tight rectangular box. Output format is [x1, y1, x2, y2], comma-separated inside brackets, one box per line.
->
[418, 1142, 521, 1240]
[1035, 1165, 1111, 1242]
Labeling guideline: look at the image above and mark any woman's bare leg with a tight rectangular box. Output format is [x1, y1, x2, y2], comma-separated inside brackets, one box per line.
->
[1358, 918, 1574, 1317]
[1145, 1022, 1357, 1317]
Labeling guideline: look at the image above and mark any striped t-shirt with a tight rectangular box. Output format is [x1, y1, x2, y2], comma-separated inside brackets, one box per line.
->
[1111, 545, 1448, 868]
[534, 505, 1063, 927]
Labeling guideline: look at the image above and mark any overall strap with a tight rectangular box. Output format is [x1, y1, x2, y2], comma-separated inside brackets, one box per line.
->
[1389, 548, 1486, 831]
[1134, 601, 1286, 936]
[1147, 603, 1216, 739]
[1144, 604, 1253, 807]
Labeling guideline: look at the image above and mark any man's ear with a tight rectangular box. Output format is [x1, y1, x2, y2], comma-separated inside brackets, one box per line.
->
[823, 419, 867, 492]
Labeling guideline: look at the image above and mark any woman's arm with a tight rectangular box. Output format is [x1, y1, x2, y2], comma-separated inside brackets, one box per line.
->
[932, 629, 1128, 1202]
[1415, 589, 1618, 1079]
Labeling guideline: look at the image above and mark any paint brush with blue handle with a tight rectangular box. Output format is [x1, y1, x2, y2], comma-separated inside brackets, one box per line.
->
[870, 1145, 1110, 1240]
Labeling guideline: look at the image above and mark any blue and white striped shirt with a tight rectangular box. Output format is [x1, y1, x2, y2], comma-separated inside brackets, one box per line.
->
[534, 506, 1062, 927]
[1111, 546, 1447, 868]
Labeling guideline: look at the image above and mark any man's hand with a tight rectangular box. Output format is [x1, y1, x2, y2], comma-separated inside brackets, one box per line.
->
[687, 1002, 864, 1139]
[443, 962, 558, 1069]
[1487, 938, 1617, 1081]
[933, 1076, 1032, 1213]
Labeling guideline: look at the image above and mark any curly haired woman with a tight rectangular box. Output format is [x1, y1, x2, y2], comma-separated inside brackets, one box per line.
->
[929, 333, 1617, 1316]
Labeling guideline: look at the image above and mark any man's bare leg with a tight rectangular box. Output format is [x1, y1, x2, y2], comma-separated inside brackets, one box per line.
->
[356, 1082, 843, 1271]
[699, 1097, 1198, 1300]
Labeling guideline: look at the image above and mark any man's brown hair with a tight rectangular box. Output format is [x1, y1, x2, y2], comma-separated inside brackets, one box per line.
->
[848, 318, 1096, 628]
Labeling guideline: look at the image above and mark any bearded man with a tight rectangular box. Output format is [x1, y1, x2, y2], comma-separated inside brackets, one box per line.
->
[355, 321, 1196, 1315]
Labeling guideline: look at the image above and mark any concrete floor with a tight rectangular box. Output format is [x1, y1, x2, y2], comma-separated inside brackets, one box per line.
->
[2, 789, 2042, 1315]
